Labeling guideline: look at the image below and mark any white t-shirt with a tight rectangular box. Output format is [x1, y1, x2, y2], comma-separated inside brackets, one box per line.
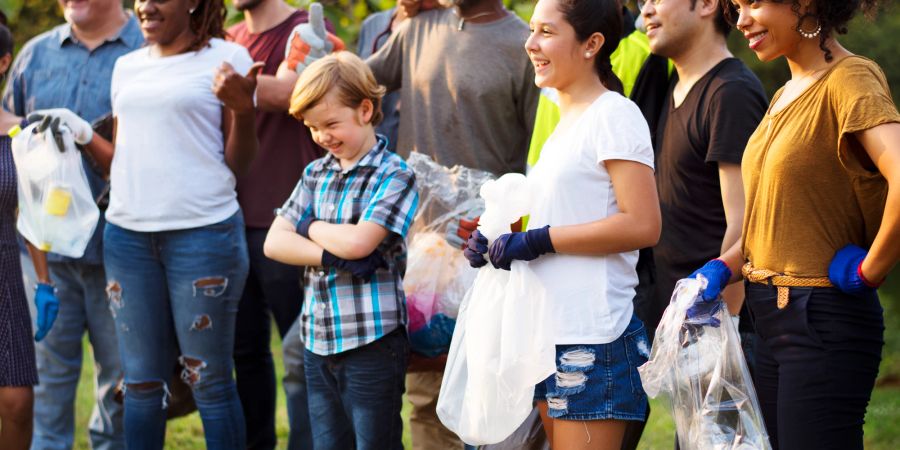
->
[107, 38, 253, 231]
[527, 91, 654, 345]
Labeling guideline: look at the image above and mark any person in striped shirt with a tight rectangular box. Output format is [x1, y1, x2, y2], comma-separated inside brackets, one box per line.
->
[264, 51, 418, 450]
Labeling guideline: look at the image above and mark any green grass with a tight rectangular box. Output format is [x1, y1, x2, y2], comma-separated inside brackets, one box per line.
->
[73, 328, 410, 449]
[71, 275, 900, 449]
[67, 341, 900, 449]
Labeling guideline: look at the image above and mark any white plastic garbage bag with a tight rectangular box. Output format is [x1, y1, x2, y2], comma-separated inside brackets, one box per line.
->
[638, 278, 771, 450]
[11, 122, 100, 258]
[437, 173, 556, 445]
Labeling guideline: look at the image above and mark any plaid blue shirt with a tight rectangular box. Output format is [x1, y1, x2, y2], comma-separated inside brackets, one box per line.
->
[279, 135, 418, 355]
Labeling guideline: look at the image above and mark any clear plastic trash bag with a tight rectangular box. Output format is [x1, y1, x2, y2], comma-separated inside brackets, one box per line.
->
[437, 173, 556, 445]
[11, 123, 99, 258]
[404, 153, 493, 356]
[638, 278, 771, 450]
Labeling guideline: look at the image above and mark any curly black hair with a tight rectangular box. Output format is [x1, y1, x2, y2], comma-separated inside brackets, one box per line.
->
[720, 0, 884, 61]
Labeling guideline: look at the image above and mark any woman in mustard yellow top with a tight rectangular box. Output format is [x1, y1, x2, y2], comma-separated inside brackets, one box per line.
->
[685, 1, 900, 449]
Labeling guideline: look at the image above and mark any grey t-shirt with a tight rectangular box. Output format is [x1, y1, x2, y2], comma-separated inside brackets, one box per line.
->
[367, 8, 539, 175]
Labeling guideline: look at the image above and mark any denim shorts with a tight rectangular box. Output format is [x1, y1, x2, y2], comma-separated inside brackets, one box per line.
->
[534, 313, 650, 421]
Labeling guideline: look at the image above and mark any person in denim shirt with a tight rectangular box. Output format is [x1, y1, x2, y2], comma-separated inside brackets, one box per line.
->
[1, 1, 142, 448]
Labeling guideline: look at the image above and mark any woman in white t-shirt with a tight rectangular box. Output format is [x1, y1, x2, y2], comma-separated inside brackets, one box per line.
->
[465, 0, 660, 448]
[32, 1, 260, 449]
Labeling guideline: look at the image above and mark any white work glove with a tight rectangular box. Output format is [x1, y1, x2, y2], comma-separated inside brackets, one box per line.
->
[27, 108, 93, 145]
[284, 3, 345, 74]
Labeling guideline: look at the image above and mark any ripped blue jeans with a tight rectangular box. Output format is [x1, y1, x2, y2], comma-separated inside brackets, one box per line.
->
[534, 313, 650, 421]
[103, 212, 249, 450]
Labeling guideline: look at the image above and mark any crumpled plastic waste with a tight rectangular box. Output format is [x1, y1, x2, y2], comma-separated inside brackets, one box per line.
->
[638, 278, 771, 450]
[403, 153, 492, 356]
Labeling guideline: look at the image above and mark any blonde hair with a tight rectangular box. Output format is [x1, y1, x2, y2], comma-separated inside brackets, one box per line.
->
[289, 52, 386, 126]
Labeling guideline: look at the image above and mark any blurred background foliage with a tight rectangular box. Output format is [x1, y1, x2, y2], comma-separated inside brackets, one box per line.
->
[1, 0, 898, 381]
[0, 0, 896, 102]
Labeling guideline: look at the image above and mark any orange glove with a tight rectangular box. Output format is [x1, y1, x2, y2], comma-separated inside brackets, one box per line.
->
[284, 2, 345, 73]
[446, 216, 481, 249]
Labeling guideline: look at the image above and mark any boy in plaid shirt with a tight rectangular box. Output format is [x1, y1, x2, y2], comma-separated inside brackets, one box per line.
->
[264, 52, 418, 450]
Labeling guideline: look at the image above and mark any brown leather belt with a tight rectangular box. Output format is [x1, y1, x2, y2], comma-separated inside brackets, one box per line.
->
[742, 262, 833, 309]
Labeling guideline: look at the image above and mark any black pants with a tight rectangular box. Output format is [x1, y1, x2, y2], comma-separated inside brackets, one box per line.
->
[746, 282, 884, 450]
[234, 227, 306, 450]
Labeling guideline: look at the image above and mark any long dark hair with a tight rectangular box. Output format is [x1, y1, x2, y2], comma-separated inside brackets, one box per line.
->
[187, 0, 226, 51]
[556, 0, 624, 94]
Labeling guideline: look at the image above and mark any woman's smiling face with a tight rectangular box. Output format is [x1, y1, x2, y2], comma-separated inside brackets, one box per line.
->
[135, 0, 198, 50]
[731, 0, 807, 62]
[525, 0, 592, 90]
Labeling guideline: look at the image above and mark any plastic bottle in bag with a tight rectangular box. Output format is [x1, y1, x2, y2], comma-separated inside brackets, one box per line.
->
[10, 123, 100, 258]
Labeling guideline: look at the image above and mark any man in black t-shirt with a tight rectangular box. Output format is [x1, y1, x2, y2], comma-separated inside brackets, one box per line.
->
[639, 0, 767, 335]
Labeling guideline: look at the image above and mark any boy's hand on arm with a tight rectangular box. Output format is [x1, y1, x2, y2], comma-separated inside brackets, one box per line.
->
[264, 216, 328, 266]
[266, 217, 388, 280]
[321, 249, 388, 281]
[307, 220, 389, 260]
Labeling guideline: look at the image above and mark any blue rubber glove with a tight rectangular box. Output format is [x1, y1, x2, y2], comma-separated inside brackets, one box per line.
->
[488, 225, 555, 271]
[829, 244, 882, 297]
[463, 230, 488, 268]
[295, 216, 316, 238]
[321, 249, 387, 281]
[688, 259, 732, 302]
[34, 283, 59, 342]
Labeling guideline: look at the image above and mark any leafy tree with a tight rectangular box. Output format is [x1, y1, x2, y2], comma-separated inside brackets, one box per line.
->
[0, 0, 64, 51]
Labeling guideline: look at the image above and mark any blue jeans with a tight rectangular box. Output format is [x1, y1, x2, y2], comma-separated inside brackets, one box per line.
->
[282, 317, 313, 450]
[21, 258, 124, 450]
[304, 328, 408, 450]
[234, 228, 306, 450]
[534, 314, 650, 421]
[103, 212, 249, 450]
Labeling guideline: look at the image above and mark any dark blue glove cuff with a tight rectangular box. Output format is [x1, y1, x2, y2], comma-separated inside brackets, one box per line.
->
[321, 249, 339, 267]
[525, 226, 555, 256]
[296, 216, 315, 238]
